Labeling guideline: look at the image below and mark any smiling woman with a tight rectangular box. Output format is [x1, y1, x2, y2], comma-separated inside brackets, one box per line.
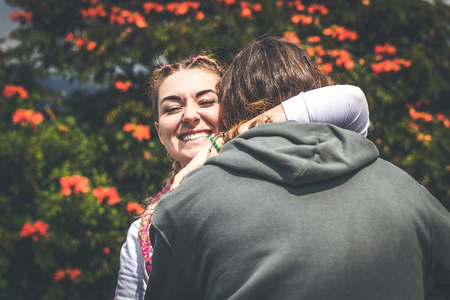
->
[155, 69, 220, 168]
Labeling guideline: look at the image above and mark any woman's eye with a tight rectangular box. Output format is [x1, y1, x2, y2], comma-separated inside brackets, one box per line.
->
[199, 99, 216, 106]
[164, 106, 182, 114]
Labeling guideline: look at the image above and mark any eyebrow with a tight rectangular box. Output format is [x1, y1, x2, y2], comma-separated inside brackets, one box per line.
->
[160, 89, 217, 105]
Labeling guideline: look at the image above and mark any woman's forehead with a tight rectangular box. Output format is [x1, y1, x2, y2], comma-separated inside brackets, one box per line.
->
[158, 69, 219, 100]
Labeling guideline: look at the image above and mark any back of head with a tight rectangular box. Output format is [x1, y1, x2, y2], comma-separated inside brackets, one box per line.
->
[217, 37, 332, 131]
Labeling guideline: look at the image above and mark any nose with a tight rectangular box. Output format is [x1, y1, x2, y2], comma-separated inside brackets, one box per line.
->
[182, 102, 200, 125]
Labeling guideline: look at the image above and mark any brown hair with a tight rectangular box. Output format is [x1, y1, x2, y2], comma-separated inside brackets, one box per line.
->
[147, 55, 223, 122]
[217, 37, 333, 132]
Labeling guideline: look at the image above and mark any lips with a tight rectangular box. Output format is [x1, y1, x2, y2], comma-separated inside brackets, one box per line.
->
[179, 131, 212, 142]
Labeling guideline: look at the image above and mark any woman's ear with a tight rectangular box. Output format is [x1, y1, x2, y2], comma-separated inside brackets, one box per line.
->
[154, 122, 165, 146]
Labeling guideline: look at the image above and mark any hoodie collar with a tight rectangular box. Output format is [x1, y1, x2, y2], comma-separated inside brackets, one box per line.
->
[206, 122, 379, 186]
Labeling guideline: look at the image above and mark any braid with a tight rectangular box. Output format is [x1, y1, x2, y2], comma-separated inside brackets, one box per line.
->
[138, 160, 181, 274]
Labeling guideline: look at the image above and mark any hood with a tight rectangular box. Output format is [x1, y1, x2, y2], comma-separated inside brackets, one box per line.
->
[206, 121, 379, 186]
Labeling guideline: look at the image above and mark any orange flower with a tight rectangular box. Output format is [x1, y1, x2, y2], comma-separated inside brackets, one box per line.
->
[127, 202, 145, 215]
[282, 31, 300, 44]
[2, 85, 29, 99]
[276, 1, 283, 7]
[362, 0, 370, 5]
[20, 220, 50, 241]
[302, 15, 313, 25]
[323, 25, 358, 42]
[306, 47, 315, 57]
[60, 175, 90, 196]
[241, 7, 252, 19]
[93, 187, 121, 205]
[374, 43, 396, 56]
[143, 2, 165, 14]
[197, 11, 205, 20]
[81, 5, 107, 19]
[86, 41, 97, 51]
[123, 123, 135, 132]
[409, 122, 420, 131]
[12, 109, 44, 126]
[307, 36, 321, 43]
[134, 13, 147, 28]
[133, 125, 151, 141]
[307, 4, 328, 15]
[417, 133, 432, 142]
[58, 125, 68, 132]
[319, 62, 333, 75]
[115, 80, 132, 92]
[291, 14, 302, 24]
[253, 3, 262, 12]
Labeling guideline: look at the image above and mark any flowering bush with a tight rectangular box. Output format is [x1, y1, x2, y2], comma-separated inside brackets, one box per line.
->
[0, 0, 448, 299]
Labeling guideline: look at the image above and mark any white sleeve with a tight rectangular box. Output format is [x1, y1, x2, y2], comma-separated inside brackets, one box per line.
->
[281, 85, 370, 137]
[114, 219, 149, 300]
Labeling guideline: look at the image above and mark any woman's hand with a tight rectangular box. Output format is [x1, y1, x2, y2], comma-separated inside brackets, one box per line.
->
[170, 136, 224, 191]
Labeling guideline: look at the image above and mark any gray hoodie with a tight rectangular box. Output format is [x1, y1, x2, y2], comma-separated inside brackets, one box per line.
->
[146, 122, 450, 300]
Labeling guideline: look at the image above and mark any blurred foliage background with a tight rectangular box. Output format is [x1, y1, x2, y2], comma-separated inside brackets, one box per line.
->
[0, 0, 449, 299]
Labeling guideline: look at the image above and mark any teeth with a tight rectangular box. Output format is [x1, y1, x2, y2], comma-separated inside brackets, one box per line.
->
[182, 132, 210, 141]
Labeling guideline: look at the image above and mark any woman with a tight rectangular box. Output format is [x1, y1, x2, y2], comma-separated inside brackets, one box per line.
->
[115, 54, 369, 299]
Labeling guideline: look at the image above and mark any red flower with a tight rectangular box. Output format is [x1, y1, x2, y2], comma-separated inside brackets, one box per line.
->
[127, 202, 144, 215]
[66, 32, 75, 42]
[103, 247, 110, 254]
[2, 85, 29, 99]
[20, 220, 49, 241]
[68, 268, 82, 280]
[54, 270, 66, 282]
[60, 175, 90, 196]
[54, 268, 82, 282]
[10, 11, 32, 23]
[93, 187, 121, 205]
[115, 80, 132, 92]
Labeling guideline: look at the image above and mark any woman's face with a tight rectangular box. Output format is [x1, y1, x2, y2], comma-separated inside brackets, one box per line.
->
[155, 69, 221, 168]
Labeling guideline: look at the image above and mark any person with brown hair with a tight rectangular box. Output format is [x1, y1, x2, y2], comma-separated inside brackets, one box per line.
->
[145, 37, 450, 300]
[115, 52, 370, 299]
